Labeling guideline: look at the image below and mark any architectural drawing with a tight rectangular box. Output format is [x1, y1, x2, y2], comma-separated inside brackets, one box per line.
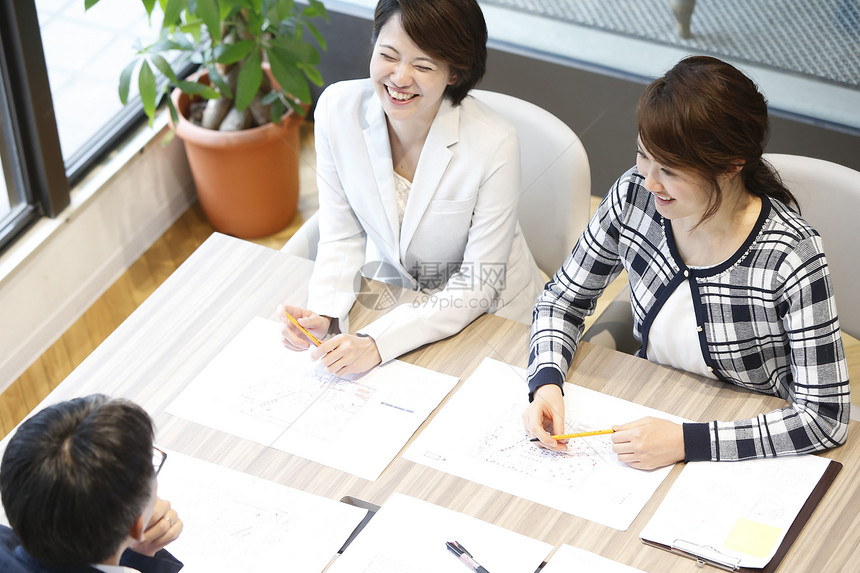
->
[166, 316, 458, 480]
[156, 451, 367, 572]
[241, 363, 376, 435]
[405, 357, 681, 530]
[473, 404, 615, 488]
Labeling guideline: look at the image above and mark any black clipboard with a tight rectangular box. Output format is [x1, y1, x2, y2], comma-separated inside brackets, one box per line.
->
[338, 496, 380, 554]
[641, 459, 842, 572]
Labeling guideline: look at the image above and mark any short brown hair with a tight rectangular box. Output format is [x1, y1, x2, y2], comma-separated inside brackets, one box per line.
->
[638, 55, 796, 225]
[373, 0, 488, 105]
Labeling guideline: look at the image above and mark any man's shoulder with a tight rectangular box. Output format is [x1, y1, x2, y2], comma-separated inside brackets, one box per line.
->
[0, 525, 23, 561]
[0, 526, 111, 573]
[0, 526, 34, 572]
[120, 549, 183, 573]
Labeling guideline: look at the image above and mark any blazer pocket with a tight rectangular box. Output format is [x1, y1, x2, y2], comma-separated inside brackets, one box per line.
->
[425, 197, 476, 214]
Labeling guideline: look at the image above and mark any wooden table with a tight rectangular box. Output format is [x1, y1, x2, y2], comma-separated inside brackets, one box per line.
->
[5, 233, 859, 571]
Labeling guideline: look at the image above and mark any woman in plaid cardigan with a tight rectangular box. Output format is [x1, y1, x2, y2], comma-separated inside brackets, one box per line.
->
[523, 56, 850, 470]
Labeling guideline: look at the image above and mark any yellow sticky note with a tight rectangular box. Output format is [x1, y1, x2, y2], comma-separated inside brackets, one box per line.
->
[723, 517, 784, 558]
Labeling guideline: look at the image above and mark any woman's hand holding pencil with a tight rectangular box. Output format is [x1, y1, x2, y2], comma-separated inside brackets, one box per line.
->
[278, 304, 329, 350]
[521, 384, 569, 452]
[278, 304, 383, 377]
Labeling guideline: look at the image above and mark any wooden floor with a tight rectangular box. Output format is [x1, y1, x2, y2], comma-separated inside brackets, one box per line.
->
[0, 123, 318, 438]
[1, 124, 857, 437]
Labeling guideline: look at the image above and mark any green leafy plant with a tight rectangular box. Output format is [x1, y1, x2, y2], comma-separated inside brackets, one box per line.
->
[85, 0, 328, 130]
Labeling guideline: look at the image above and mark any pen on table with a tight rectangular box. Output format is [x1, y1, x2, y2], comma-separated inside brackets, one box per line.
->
[446, 540, 491, 573]
[529, 428, 615, 442]
[283, 311, 322, 347]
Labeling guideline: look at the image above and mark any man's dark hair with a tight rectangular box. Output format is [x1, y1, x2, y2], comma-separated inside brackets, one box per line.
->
[0, 394, 156, 567]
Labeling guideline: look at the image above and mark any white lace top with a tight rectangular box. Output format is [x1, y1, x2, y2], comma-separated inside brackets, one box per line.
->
[393, 171, 411, 225]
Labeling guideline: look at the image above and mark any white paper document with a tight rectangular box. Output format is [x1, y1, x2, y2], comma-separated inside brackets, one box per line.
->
[327, 493, 552, 573]
[404, 357, 681, 530]
[640, 455, 831, 569]
[166, 317, 458, 480]
[156, 450, 367, 572]
[542, 545, 646, 572]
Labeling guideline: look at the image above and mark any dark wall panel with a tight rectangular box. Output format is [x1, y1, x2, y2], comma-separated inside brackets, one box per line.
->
[316, 8, 860, 196]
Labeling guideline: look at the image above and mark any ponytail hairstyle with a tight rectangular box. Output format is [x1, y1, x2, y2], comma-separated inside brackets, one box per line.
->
[637, 56, 797, 224]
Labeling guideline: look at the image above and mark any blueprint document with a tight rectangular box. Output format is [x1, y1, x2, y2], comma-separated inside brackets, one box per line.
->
[166, 317, 458, 480]
[157, 451, 366, 572]
[404, 357, 681, 530]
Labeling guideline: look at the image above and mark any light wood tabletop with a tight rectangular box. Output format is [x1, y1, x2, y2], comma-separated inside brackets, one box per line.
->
[4, 233, 858, 572]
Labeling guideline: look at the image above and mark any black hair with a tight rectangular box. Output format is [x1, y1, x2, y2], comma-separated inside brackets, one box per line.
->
[372, 0, 488, 105]
[0, 394, 156, 567]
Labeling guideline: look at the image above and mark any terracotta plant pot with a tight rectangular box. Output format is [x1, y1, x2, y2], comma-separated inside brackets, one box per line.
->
[170, 71, 304, 238]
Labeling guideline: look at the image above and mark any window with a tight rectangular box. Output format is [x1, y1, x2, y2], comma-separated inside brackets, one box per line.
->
[37, 0, 166, 178]
[0, 0, 68, 253]
[0, 0, 186, 255]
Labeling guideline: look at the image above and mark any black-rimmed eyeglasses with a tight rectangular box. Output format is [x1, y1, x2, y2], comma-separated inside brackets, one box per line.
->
[152, 446, 167, 476]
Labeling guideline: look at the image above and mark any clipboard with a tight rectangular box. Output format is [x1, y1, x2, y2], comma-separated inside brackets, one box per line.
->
[338, 496, 380, 554]
[640, 458, 842, 572]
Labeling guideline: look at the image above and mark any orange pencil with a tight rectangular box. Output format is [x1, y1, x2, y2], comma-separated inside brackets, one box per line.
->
[284, 311, 322, 347]
[530, 429, 614, 442]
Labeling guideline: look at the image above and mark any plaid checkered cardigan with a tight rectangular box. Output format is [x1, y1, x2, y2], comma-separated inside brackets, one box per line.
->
[527, 167, 850, 461]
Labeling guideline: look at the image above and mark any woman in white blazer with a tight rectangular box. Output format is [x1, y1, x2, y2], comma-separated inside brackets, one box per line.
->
[279, 0, 543, 375]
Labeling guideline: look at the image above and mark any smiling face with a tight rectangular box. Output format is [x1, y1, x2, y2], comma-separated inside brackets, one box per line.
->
[635, 137, 715, 225]
[369, 13, 455, 127]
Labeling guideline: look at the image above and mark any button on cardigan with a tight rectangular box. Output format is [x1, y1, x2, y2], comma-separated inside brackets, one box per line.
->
[527, 167, 850, 461]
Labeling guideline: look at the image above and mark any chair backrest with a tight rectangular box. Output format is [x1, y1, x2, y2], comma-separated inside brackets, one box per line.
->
[471, 90, 591, 275]
[764, 153, 860, 338]
[282, 91, 592, 276]
[280, 211, 320, 260]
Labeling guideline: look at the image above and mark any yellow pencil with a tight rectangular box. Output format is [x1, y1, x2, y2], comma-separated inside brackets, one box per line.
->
[284, 311, 322, 347]
[530, 429, 614, 442]
[552, 429, 615, 439]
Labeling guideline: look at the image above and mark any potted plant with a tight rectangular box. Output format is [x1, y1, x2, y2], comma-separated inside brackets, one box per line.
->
[85, 0, 329, 238]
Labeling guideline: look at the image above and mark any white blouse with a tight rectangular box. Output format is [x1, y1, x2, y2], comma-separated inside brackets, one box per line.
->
[646, 277, 718, 379]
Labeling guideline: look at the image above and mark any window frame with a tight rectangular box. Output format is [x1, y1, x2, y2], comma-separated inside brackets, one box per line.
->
[0, 0, 68, 252]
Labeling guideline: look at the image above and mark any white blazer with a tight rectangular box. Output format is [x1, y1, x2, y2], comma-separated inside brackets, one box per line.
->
[306, 79, 543, 362]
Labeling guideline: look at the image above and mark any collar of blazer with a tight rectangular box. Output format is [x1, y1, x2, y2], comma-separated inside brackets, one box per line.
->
[362, 95, 458, 258]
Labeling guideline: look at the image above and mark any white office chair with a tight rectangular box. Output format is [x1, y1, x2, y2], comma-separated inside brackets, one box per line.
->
[471, 90, 591, 275]
[764, 154, 860, 339]
[280, 211, 320, 260]
[583, 154, 860, 351]
[281, 91, 592, 278]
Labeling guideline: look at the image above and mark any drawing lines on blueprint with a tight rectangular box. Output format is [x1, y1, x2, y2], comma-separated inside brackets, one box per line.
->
[240, 362, 376, 435]
[473, 405, 615, 488]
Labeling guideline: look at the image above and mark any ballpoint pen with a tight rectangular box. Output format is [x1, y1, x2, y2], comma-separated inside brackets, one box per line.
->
[446, 540, 491, 573]
[529, 428, 614, 442]
[283, 311, 323, 347]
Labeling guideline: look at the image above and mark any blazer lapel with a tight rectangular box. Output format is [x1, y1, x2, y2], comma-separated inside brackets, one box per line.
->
[362, 99, 401, 249]
[399, 100, 457, 255]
